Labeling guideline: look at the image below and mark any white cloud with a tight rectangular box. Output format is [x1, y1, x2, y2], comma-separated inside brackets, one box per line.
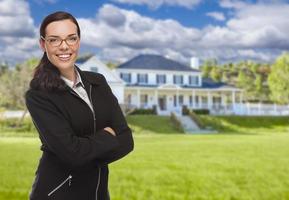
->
[112, 0, 202, 9]
[0, 0, 40, 63]
[219, 0, 249, 9]
[0, 0, 36, 37]
[78, 3, 289, 63]
[78, 4, 201, 51]
[98, 4, 126, 27]
[33, 0, 58, 4]
[206, 12, 226, 21]
[1, 1, 289, 64]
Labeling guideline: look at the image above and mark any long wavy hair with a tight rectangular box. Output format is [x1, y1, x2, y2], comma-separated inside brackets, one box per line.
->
[30, 11, 81, 92]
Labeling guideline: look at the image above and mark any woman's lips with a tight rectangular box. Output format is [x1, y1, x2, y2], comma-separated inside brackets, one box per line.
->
[56, 54, 72, 61]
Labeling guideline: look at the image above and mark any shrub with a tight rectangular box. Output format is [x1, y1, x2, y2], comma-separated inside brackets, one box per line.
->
[182, 105, 190, 115]
[0, 117, 36, 132]
[130, 108, 157, 115]
[192, 109, 210, 115]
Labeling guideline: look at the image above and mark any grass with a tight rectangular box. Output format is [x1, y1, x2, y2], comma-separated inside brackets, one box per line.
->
[0, 115, 289, 200]
[126, 115, 182, 134]
[199, 115, 289, 134]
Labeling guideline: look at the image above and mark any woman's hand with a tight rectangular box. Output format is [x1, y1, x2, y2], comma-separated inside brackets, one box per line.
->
[103, 127, 116, 136]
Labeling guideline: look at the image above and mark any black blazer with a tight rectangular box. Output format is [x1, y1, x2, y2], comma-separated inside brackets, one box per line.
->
[25, 67, 134, 200]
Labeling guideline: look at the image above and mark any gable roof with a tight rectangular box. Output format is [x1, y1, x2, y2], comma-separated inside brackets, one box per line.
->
[117, 54, 199, 72]
[78, 55, 124, 84]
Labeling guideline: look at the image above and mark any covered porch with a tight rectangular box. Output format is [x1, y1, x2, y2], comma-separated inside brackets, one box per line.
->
[124, 85, 243, 115]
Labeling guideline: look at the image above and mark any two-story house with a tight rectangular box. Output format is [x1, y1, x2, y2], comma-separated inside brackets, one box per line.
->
[115, 54, 242, 115]
[79, 54, 242, 115]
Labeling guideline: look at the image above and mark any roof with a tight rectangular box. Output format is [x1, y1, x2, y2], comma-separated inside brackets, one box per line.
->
[125, 78, 239, 90]
[117, 54, 199, 72]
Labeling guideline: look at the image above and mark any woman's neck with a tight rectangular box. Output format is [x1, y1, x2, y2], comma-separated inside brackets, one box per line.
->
[60, 67, 76, 83]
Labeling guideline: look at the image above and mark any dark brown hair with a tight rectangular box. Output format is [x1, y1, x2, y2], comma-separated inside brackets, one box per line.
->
[30, 11, 81, 92]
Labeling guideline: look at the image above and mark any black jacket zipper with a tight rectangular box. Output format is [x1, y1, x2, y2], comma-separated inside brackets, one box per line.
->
[68, 85, 101, 200]
[47, 175, 72, 197]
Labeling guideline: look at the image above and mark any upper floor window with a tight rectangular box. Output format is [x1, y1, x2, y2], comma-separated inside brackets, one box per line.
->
[189, 75, 199, 85]
[173, 75, 183, 84]
[156, 74, 166, 84]
[90, 67, 98, 73]
[137, 74, 148, 84]
[120, 73, 131, 83]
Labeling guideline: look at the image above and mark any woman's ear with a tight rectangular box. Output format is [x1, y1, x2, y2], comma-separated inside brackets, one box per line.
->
[39, 38, 46, 52]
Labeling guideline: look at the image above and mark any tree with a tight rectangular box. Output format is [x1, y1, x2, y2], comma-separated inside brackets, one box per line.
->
[268, 52, 289, 104]
[0, 61, 9, 76]
[210, 66, 222, 82]
[0, 58, 37, 109]
[237, 70, 247, 88]
[253, 74, 263, 101]
[201, 65, 211, 78]
[106, 61, 119, 69]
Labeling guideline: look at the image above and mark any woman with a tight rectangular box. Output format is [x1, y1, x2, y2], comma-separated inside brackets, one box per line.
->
[25, 11, 134, 200]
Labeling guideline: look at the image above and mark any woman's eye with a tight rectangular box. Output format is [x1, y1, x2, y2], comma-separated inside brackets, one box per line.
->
[48, 38, 58, 42]
[69, 37, 78, 41]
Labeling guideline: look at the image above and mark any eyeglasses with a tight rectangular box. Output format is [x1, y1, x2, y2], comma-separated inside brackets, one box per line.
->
[41, 35, 79, 47]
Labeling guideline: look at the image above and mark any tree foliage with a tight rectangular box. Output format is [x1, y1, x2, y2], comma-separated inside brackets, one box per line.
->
[200, 58, 271, 102]
[268, 53, 289, 104]
[0, 58, 38, 109]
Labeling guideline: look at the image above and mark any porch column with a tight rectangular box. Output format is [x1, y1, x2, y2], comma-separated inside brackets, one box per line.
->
[154, 89, 158, 112]
[137, 89, 140, 108]
[154, 90, 158, 105]
[192, 90, 195, 109]
[176, 89, 179, 107]
[222, 93, 227, 113]
[207, 91, 212, 110]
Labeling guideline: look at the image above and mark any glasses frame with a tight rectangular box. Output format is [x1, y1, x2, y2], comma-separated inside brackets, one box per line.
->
[40, 35, 79, 47]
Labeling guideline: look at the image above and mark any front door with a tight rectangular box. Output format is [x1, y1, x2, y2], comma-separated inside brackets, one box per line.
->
[158, 96, 166, 110]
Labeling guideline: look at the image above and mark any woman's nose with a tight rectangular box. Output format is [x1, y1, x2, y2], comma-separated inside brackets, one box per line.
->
[59, 40, 69, 50]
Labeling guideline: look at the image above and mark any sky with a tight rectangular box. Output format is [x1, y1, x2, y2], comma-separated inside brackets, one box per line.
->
[1, 0, 289, 65]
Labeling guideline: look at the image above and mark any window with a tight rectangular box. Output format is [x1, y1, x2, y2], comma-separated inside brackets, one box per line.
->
[90, 67, 98, 73]
[137, 74, 148, 84]
[189, 75, 199, 85]
[189, 95, 192, 106]
[173, 75, 183, 84]
[157, 74, 166, 84]
[173, 95, 183, 106]
[120, 73, 131, 83]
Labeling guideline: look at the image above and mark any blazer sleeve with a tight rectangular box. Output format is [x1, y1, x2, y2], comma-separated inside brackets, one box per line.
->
[96, 75, 134, 165]
[25, 89, 120, 169]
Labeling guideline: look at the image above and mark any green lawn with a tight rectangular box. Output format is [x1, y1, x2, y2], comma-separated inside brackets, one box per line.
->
[199, 115, 289, 134]
[0, 115, 289, 200]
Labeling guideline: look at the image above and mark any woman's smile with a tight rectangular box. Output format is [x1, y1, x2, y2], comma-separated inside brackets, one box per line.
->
[56, 53, 73, 61]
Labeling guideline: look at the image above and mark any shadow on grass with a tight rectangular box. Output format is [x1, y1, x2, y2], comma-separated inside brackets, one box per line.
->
[199, 115, 289, 135]
[127, 114, 183, 134]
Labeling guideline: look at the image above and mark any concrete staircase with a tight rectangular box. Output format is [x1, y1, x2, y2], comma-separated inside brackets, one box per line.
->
[174, 113, 217, 134]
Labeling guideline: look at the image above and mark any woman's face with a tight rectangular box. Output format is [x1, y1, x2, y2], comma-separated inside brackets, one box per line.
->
[40, 19, 80, 73]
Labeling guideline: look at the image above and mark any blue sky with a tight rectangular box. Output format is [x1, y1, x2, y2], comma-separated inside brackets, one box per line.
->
[1, 0, 289, 65]
[28, 0, 226, 28]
